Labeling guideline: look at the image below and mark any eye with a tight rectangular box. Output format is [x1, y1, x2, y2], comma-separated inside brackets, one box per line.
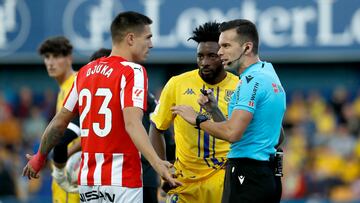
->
[197, 55, 204, 60]
[209, 54, 218, 60]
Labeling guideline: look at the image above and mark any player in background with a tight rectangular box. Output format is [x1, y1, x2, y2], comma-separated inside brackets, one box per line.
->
[38, 36, 80, 202]
[149, 22, 238, 203]
[23, 11, 181, 203]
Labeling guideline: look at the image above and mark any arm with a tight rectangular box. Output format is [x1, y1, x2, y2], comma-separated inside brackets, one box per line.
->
[52, 118, 80, 169]
[67, 138, 81, 157]
[149, 123, 167, 160]
[209, 107, 227, 122]
[22, 107, 76, 179]
[171, 106, 252, 143]
[123, 107, 181, 187]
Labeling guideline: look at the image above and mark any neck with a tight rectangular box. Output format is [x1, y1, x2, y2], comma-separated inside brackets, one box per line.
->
[212, 70, 227, 85]
[56, 69, 74, 85]
[111, 44, 133, 61]
[237, 55, 260, 75]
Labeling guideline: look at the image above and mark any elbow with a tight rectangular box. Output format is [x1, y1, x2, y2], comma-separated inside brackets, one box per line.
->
[124, 120, 136, 135]
[227, 131, 242, 143]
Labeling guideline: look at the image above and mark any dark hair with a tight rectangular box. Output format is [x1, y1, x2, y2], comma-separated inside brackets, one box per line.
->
[89, 48, 111, 61]
[38, 36, 73, 56]
[110, 11, 152, 43]
[188, 21, 220, 43]
[219, 19, 259, 54]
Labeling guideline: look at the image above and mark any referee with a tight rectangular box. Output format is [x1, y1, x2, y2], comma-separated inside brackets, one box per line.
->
[171, 19, 286, 203]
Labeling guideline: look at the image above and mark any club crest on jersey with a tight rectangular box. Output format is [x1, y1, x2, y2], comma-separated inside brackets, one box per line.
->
[224, 89, 234, 102]
[132, 88, 144, 101]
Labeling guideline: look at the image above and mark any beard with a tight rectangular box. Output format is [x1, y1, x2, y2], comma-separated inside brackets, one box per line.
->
[199, 66, 223, 84]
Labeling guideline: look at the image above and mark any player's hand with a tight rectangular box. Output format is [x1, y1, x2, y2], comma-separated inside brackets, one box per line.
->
[198, 89, 218, 112]
[22, 152, 46, 180]
[171, 105, 197, 125]
[152, 160, 182, 188]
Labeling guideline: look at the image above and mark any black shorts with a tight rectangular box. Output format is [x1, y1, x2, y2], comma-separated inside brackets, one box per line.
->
[222, 158, 280, 203]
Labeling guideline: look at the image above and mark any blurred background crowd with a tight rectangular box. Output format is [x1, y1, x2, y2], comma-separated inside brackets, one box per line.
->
[1, 66, 360, 202]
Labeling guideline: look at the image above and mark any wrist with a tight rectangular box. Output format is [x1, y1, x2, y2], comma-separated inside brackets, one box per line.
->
[29, 151, 47, 172]
[196, 114, 209, 129]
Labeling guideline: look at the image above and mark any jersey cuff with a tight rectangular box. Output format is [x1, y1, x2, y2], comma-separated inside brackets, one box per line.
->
[67, 122, 81, 136]
[232, 105, 255, 114]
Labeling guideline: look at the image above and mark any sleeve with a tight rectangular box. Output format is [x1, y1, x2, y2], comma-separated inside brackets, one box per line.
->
[232, 74, 264, 114]
[150, 77, 176, 130]
[121, 62, 148, 111]
[63, 76, 79, 113]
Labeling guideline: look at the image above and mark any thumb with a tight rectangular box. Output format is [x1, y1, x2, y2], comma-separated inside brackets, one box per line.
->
[26, 154, 33, 160]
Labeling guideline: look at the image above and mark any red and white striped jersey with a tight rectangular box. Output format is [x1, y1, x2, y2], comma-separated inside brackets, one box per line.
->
[64, 56, 148, 188]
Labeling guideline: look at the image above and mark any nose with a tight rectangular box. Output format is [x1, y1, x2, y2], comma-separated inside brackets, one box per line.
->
[149, 40, 153, 49]
[217, 48, 223, 57]
[200, 56, 211, 67]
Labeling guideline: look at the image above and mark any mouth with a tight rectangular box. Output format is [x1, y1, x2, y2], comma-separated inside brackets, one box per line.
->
[221, 59, 228, 66]
[201, 69, 213, 75]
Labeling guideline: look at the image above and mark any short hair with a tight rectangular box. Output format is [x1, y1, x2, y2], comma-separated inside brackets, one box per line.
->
[188, 21, 220, 43]
[89, 48, 111, 61]
[110, 11, 152, 43]
[38, 36, 73, 56]
[219, 19, 259, 54]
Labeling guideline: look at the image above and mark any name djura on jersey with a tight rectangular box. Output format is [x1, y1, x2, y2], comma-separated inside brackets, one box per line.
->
[86, 64, 113, 78]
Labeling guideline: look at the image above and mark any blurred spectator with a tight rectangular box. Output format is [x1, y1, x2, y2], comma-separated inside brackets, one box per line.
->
[330, 86, 348, 124]
[23, 106, 47, 145]
[14, 87, 33, 120]
[0, 100, 22, 146]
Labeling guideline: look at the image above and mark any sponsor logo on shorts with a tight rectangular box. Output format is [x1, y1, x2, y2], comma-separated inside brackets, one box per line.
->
[80, 191, 115, 202]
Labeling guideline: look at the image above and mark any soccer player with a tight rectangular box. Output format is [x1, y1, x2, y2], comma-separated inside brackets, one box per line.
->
[23, 11, 181, 202]
[171, 19, 286, 203]
[149, 22, 239, 202]
[38, 36, 80, 202]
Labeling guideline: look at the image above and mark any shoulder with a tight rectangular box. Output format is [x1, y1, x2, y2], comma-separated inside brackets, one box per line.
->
[226, 71, 239, 80]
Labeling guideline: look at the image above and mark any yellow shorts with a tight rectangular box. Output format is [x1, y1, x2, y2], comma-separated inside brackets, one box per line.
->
[52, 180, 79, 203]
[166, 169, 225, 203]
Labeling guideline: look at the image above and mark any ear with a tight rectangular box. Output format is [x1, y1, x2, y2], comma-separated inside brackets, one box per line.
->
[125, 32, 135, 46]
[244, 42, 253, 54]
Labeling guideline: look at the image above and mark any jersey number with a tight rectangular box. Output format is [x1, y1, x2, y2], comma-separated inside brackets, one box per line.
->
[79, 88, 112, 137]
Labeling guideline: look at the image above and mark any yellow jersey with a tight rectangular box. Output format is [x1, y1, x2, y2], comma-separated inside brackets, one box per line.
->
[56, 73, 76, 112]
[151, 69, 239, 182]
[52, 72, 79, 203]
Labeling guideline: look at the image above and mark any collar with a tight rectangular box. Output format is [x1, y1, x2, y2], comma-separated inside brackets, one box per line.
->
[239, 61, 263, 78]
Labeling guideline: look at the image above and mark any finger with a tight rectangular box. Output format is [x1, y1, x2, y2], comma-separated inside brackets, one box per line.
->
[22, 166, 28, 177]
[33, 172, 40, 179]
[167, 176, 182, 187]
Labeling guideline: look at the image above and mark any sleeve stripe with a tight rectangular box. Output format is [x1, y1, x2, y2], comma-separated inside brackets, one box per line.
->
[64, 77, 78, 112]
[67, 122, 81, 136]
[120, 75, 126, 109]
[132, 66, 145, 109]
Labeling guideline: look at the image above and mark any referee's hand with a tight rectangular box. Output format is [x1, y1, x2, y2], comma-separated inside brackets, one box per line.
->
[198, 89, 217, 113]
